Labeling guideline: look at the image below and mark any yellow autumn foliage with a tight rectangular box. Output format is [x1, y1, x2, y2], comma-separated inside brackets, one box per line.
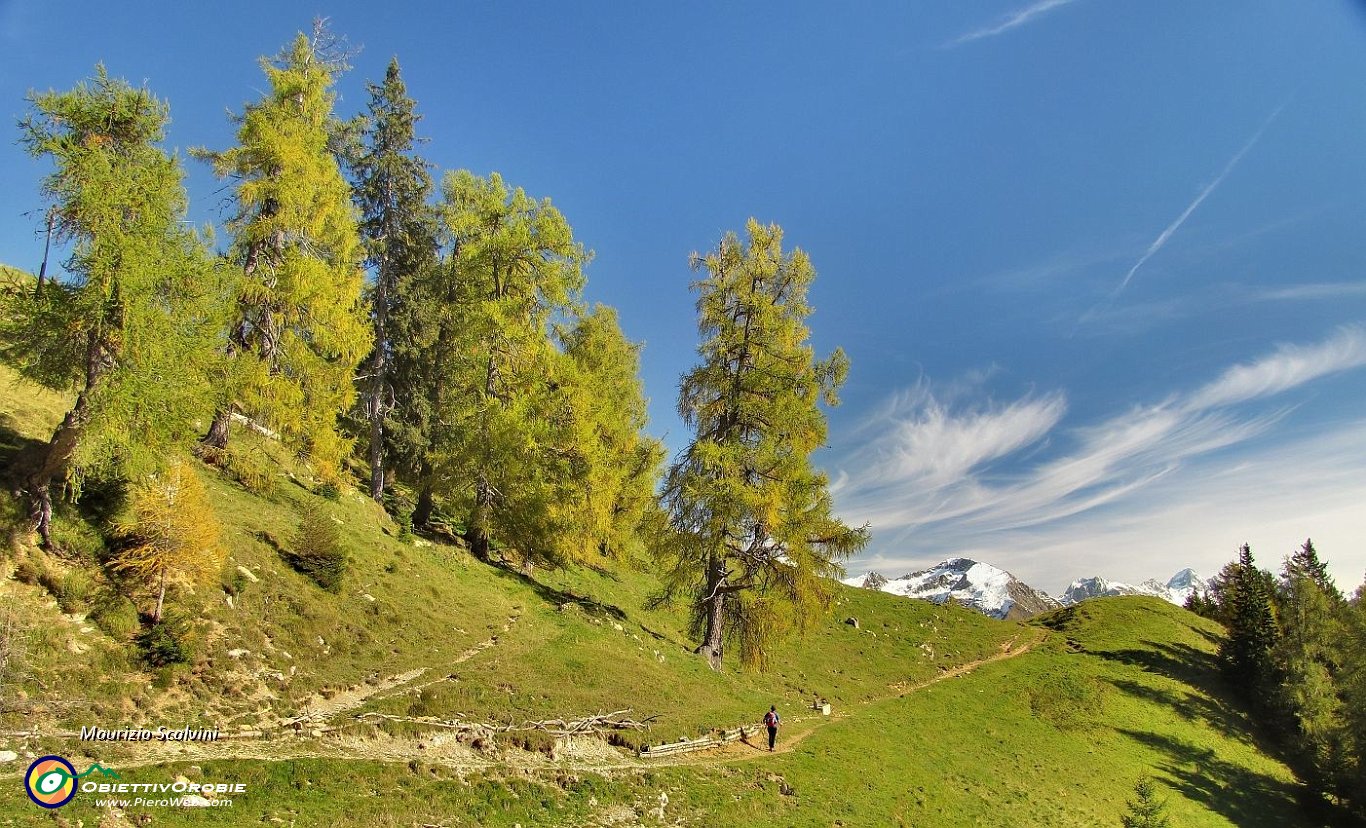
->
[115, 458, 225, 622]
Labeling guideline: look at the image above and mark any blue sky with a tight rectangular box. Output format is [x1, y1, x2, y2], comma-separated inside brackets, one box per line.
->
[2, 1, 1364, 594]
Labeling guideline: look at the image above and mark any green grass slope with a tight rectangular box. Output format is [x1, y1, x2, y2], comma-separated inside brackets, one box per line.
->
[0, 369, 1316, 826]
[0, 363, 1022, 822]
[638, 598, 1313, 827]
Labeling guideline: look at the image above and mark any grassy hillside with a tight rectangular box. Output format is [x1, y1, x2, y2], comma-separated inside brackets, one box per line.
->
[0, 367, 1319, 826]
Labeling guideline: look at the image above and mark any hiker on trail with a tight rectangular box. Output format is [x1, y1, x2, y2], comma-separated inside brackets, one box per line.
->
[763, 705, 780, 751]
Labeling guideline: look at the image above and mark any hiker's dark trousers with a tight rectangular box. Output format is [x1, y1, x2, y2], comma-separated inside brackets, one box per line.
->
[767, 726, 777, 750]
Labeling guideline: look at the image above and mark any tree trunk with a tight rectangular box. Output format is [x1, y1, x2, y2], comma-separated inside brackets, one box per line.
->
[367, 397, 385, 501]
[202, 408, 232, 450]
[468, 472, 492, 562]
[411, 464, 434, 529]
[695, 553, 726, 671]
[153, 572, 166, 625]
[26, 331, 111, 549]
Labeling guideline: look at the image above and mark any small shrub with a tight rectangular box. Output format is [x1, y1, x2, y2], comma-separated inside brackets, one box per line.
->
[216, 445, 276, 495]
[53, 569, 94, 614]
[317, 480, 341, 501]
[88, 589, 140, 641]
[221, 567, 249, 598]
[284, 503, 347, 592]
[395, 511, 413, 542]
[137, 616, 192, 668]
[13, 555, 44, 586]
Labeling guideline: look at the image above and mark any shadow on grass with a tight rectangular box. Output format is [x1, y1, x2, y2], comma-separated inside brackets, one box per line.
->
[1096, 639, 1220, 689]
[1117, 728, 1338, 827]
[490, 565, 629, 622]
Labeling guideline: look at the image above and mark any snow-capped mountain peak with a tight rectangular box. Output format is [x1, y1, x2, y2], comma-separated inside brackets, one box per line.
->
[1058, 568, 1207, 607]
[843, 558, 1060, 620]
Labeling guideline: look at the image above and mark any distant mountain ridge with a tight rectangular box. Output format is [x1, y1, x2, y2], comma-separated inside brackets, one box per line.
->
[842, 558, 1061, 621]
[845, 559, 1208, 620]
[1058, 568, 1207, 607]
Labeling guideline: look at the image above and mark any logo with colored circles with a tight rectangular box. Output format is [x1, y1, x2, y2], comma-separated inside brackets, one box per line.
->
[25, 755, 77, 808]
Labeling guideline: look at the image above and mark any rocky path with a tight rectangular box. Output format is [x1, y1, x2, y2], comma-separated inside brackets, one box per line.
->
[3, 627, 1045, 778]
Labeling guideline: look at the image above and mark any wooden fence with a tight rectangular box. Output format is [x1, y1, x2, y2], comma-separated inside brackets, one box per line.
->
[637, 721, 764, 758]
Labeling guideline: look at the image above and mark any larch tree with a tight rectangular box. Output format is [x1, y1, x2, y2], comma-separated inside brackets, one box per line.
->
[557, 304, 665, 564]
[198, 32, 370, 482]
[658, 220, 868, 671]
[114, 458, 225, 623]
[0, 67, 224, 548]
[345, 57, 439, 501]
[432, 170, 588, 564]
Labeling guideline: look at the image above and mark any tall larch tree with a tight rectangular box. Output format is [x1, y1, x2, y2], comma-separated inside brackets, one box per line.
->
[658, 220, 868, 670]
[0, 67, 223, 547]
[346, 57, 438, 501]
[432, 170, 588, 564]
[556, 304, 665, 564]
[198, 32, 369, 482]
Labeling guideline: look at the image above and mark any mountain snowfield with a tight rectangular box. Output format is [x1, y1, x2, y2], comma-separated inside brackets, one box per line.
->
[844, 558, 1207, 620]
[1058, 568, 1208, 607]
[841, 558, 1060, 621]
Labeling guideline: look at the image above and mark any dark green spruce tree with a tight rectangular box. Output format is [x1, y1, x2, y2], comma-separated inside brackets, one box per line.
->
[1120, 775, 1170, 828]
[346, 57, 439, 501]
[1, 68, 224, 547]
[1218, 543, 1280, 695]
[1273, 539, 1350, 807]
[657, 220, 868, 670]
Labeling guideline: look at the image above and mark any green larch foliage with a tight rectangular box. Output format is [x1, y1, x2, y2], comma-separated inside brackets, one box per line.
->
[344, 57, 439, 502]
[0, 67, 225, 547]
[432, 170, 588, 565]
[198, 32, 370, 483]
[557, 304, 665, 565]
[658, 219, 868, 670]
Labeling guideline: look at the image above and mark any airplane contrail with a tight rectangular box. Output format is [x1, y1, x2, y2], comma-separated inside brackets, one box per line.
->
[950, 0, 1079, 47]
[1117, 99, 1291, 294]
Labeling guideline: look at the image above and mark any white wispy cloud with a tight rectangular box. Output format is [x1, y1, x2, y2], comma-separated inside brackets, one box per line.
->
[1254, 282, 1366, 302]
[1186, 326, 1366, 410]
[948, 0, 1079, 47]
[833, 329, 1366, 592]
[1117, 100, 1289, 293]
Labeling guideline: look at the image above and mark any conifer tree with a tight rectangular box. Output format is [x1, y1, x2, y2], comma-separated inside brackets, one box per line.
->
[657, 220, 868, 670]
[1285, 538, 1342, 604]
[114, 459, 225, 623]
[1, 67, 224, 547]
[1219, 543, 1280, 693]
[1273, 539, 1350, 803]
[198, 31, 370, 482]
[1342, 585, 1366, 815]
[431, 170, 588, 563]
[345, 57, 438, 501]
[1120, 775, 1170, 828]
[556, 305, 665, 563]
